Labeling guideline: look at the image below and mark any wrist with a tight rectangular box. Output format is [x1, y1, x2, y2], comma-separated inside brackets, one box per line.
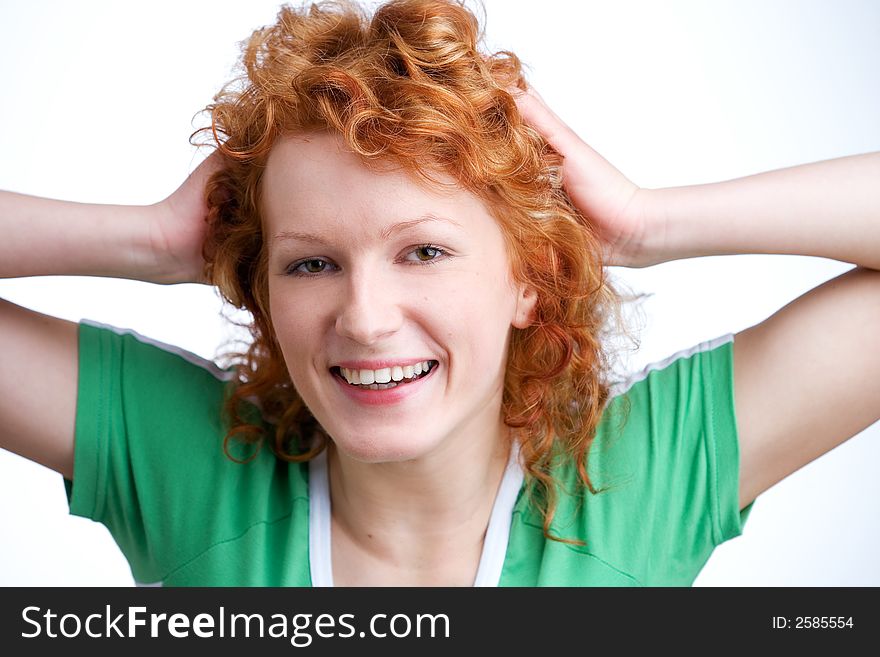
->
[631, 186, 705, 268]
[144, 199, 210, 286]
[618, 188, 672, 268]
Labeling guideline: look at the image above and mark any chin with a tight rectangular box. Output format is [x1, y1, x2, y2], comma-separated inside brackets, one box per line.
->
[328, 430, 441, 465]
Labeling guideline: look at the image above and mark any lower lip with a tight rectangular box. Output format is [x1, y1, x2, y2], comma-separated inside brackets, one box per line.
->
[331, 366, 437, 407]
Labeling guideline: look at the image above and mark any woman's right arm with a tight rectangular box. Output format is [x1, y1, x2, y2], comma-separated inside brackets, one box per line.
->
[0, 155, 220, 479]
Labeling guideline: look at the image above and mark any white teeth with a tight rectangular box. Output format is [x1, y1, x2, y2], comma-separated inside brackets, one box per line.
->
[339, 360, 434, 386]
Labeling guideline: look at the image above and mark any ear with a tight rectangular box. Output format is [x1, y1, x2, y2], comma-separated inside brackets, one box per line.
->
[512, 284, 538, 329]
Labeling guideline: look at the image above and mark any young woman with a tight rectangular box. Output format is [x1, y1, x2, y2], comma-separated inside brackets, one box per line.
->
[1, 0, 878, 586]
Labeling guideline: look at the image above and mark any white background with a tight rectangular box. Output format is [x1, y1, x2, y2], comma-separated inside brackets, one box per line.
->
[1, 0, 878, 586]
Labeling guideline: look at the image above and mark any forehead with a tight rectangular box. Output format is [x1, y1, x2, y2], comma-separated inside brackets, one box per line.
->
[261, 132, 491, 239]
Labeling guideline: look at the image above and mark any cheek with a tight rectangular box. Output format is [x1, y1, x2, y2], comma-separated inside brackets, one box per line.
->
[268, 294, 321, 376]
[442, 273, 517, 368]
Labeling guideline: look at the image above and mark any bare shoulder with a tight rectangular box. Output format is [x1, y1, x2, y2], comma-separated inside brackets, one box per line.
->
[0, 298, 78, 479]
[734, 266, 880, 509]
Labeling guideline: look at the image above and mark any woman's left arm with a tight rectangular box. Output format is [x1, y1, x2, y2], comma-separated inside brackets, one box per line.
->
[512, 85, 880, 512]
[644, 154, 880, 510]
[647, 152, 880, 270]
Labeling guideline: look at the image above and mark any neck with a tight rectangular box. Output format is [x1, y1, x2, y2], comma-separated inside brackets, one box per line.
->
[326, 420, 514, 574]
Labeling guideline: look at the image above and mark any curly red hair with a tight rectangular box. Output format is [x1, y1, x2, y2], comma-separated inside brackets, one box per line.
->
[193, 0, 636, 544]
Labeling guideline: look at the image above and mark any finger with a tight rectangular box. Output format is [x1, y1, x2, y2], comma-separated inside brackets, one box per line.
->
[506, 84, 568, 137]
[504, 80, 545, 103]
[523, 84, 547, 105]
[193, 150, 225, 181]
[187, 151, 226, 205]
[510, 87, 583, 158]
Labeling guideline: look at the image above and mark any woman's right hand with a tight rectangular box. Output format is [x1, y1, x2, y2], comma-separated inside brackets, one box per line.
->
[149, 152, 224, 285]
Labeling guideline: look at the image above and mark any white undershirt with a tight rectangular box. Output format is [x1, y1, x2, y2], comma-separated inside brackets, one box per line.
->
[308, 443, 524, 587]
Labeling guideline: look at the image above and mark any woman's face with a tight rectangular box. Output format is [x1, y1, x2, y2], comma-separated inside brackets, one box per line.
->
[263, 131, 536, 463]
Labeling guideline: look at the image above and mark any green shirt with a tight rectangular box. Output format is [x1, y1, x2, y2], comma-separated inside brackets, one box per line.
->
[66, 320, 753, 586]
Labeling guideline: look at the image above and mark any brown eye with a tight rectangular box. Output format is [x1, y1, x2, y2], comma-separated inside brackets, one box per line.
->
[287, 258, 334, 276]
[411, 245, 445, 263]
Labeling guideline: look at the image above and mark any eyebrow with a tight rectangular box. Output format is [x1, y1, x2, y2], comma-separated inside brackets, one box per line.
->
[271, 213, 462, 246]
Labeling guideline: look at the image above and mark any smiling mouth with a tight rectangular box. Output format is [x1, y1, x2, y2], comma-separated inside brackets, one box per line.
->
[330, 362, 438, 390]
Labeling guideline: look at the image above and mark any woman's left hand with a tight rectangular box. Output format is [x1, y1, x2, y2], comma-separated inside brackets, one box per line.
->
[509, 84, 660, 268]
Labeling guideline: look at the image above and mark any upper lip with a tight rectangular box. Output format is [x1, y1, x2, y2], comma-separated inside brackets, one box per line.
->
[332, 358, 438, 370]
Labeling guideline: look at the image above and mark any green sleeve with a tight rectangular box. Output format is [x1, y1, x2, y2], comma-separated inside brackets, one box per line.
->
[65, 320, 239, 584]
[593, 334, 755, 584]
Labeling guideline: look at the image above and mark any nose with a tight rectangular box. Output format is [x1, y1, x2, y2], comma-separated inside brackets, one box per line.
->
[334, 266, 404, 345]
